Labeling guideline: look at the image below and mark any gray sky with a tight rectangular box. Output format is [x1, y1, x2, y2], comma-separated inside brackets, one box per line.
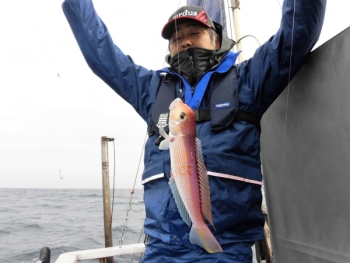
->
[0, 0, 349, 189]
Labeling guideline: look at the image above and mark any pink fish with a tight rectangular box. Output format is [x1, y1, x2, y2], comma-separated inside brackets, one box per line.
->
[159, 98, 222, 253]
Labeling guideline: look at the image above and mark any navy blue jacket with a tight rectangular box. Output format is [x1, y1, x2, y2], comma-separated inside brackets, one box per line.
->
[62, 0, 326, 251]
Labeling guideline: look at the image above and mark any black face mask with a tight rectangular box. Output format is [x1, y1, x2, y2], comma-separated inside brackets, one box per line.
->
[167, 47, 219, 86]
[165, 23, 236, 86]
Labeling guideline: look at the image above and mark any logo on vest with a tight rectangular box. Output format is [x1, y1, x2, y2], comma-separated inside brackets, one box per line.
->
[215, 102, 231, 109]
[157, 113, 168, 128]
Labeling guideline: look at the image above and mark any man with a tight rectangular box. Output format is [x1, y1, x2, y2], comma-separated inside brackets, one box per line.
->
[62, 1, 326, 262]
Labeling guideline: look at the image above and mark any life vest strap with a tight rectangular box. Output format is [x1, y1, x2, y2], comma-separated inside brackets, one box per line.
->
[194, 109, 261, 132]
[235, 110, 261, 133]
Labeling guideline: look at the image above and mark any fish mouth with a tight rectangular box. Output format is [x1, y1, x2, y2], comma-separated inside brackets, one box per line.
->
[169, 98, 183, 111]
[169, 120, 180, 127]
[169, 121, 182, 135]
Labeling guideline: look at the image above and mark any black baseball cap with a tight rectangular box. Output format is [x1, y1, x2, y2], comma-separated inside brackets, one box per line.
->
[161, 6, 216, 40]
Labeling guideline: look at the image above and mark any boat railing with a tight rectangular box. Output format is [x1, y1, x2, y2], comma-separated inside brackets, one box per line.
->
[55, 243, 145, 263]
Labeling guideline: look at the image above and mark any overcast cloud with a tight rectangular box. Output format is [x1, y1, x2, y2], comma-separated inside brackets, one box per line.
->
[0, 0, 348, 189]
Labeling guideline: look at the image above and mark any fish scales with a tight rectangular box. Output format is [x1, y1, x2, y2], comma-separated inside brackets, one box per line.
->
[159, 98, 222, 253]
[172, 136, 201, 222]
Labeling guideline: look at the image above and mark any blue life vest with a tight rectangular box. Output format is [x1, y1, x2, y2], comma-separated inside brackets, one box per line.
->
[149, 62, 260, 144]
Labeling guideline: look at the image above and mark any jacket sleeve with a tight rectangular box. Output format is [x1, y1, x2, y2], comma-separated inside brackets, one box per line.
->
[62, 0, 158, 121]
[237, 0, 327, 116]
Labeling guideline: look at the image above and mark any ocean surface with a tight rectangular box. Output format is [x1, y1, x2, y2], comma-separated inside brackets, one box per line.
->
[0, 188, 145, 263]
[0, 188, 259, 263]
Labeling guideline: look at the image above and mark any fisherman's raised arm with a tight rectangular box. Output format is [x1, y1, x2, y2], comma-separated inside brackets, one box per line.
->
[62, 0, 158, 120]
[238, 0, 327, 116]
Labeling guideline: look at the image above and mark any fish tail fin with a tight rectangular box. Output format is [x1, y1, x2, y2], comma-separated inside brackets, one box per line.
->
[190, 224, 223, 253]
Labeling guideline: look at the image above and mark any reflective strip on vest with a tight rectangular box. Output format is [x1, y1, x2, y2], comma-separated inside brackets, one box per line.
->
[208, 171, 263, 185]
[141, 173, 164, 185]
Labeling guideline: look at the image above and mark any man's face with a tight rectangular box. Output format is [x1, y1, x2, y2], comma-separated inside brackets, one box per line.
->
[169, 22, 220, 57]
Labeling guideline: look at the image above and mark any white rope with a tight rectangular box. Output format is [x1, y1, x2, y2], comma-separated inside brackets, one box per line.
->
[119, 132, 147, 248]
[280, 0, 296, 176]
[173, 0, 183, 94]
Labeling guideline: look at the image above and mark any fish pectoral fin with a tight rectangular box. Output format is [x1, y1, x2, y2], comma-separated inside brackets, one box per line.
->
[189, 225, 223, 254]
[169, 176, 191, 226]
[158, 121, 169, 139]
[159, 139, 170, 150]
[158, 122, 170, 150]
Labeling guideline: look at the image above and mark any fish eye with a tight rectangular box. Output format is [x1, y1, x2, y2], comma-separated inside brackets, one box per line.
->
[180, 112, 186, 120]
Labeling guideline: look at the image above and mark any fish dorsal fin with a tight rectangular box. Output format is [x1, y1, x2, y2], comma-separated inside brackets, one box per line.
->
[196, 137, 215, 228]
[169, 175, 192, 226]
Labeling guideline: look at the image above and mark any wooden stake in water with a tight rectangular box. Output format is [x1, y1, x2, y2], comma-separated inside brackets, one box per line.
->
[101, 136, 114, 263]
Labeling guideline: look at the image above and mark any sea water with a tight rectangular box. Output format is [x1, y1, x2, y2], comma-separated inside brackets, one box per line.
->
[0, 188, 145, 263]
[0, 188, 259, 263]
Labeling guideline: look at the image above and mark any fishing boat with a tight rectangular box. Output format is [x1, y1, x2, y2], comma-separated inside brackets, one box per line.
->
[37, 0, 350, 262]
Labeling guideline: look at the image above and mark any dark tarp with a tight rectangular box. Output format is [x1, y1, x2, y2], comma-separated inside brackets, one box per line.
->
[261, 27, 350, 262]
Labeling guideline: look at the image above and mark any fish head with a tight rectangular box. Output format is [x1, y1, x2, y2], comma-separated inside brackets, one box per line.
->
[168, 98, 196, 137]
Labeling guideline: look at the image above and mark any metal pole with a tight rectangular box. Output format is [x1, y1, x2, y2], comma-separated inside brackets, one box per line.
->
[231, 0, 244, 62]
[101, 136, 114, 263]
